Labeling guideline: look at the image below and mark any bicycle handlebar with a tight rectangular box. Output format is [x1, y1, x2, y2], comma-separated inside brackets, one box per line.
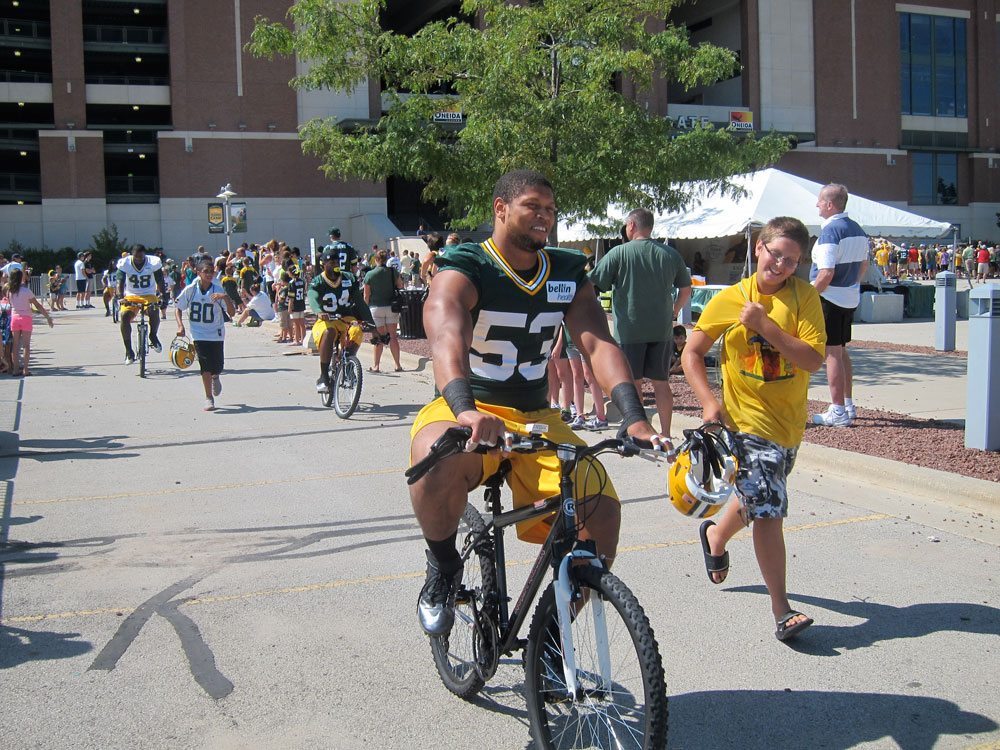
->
[404, 426, 661, 486]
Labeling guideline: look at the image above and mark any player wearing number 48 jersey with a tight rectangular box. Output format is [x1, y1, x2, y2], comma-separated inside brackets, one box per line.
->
[116, 244, 165, 364]
[175, 259, 236, 411]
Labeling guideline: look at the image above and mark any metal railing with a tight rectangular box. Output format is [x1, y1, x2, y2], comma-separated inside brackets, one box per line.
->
[0, 70, 52, 83]
[0, 17, 51, 41]
[82, 24, 167, 46]
[105, 175, 159, 203]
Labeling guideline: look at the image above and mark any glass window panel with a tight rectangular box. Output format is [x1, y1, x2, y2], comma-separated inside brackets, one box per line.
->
[912, 153, 933, 205]
[934, 16, 954, 56]
[936, 153, 957, 205]
[911, 63, 932, 115]
[900, 15, 910, 113]
[955, 20, 967, 116]
[936, 63, 956, 116]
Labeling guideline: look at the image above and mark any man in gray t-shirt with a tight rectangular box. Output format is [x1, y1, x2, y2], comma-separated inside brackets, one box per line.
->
[589, 208, 691, 438]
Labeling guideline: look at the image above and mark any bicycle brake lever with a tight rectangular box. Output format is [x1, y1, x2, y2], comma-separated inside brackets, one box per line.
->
[404, 427, 474, 485]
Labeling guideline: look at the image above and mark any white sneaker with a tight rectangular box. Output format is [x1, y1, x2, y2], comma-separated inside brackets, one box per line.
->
[846, 403, 856, 420]
[812, 407, 851, 427]
[204, 398, 216, 412]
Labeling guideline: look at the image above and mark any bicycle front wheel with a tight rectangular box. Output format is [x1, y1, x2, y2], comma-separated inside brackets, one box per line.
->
[430, 503, 497, 700]
[332, 354, 363, 418]
[137, 322, 148, 378]
[524, 566, 667, 750]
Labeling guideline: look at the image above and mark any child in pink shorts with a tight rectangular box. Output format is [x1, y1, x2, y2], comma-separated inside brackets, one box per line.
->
[5, 269, 53, 376]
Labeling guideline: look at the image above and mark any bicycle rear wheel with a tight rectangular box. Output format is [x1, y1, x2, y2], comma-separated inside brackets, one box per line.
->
[111, 297, 120, 323]
[320, 359, 335, 408]
[332, 354, 363, 418]
[524, 565, 667, 750]
[430, 503, 497, 699]
[137, 321, 148, 378]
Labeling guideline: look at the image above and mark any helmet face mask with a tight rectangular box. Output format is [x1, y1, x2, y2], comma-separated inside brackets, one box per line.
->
[170, 336, 196, 369]
[668, 426, 738, 518]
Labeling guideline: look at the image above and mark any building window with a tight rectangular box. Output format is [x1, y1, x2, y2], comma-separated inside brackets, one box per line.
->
[900, 13, 966, 117]
[912, 152, 957, 205]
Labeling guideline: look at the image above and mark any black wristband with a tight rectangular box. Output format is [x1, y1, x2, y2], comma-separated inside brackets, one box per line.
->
[442, 378, 477, 417]
[610, 382, 647, 431]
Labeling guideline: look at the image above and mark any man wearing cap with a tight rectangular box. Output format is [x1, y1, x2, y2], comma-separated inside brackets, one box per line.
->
[308, 249, 372, 393]
[322, 227, 358, 275]
[1, 252, 23, 277]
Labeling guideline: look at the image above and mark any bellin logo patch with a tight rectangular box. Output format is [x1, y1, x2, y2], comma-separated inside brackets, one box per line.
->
[546, 280, 576, 303]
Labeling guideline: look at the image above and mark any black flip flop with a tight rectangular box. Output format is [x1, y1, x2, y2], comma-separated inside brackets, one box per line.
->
[775, 610, 813, 641]
[699, 520, 729, 584]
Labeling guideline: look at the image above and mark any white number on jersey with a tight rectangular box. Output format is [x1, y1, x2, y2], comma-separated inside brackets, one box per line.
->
[470, 310, 563, 381]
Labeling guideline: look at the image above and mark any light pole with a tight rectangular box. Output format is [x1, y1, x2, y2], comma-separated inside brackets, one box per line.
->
[216, 183, 237, 255]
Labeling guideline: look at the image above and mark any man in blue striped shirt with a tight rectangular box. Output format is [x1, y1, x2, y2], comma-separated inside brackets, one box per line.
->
[810, 183, 869, 427]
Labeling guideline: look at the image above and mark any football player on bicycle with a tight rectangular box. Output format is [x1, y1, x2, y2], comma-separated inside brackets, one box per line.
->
[116, 244, 166, 364]
[309, 250, 373, 393]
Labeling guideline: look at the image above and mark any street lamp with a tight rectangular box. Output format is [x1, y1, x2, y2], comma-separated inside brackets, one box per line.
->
[216, 183, 237, 255]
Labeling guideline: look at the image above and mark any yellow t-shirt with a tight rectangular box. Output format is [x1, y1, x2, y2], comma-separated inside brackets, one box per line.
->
[694, 275, 826, 449]
[875, 247, 890, 266]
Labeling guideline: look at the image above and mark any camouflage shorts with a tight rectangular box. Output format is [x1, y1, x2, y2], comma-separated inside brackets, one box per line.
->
[728, 432, 798, 519]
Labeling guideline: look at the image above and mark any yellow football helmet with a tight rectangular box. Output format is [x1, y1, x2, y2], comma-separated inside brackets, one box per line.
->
[169, 335, 196, 370]
[668, 425, 738, 518]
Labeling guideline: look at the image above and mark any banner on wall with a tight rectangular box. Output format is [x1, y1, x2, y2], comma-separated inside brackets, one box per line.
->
[208, 203, 225, 233]
[230, 202, 247, 233]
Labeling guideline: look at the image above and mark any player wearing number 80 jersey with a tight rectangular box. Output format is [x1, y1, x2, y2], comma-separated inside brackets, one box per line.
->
[175, 259, 236, 411]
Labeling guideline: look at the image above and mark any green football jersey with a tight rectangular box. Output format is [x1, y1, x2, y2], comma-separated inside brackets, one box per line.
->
[308, 271, 369, 320]
[436, 239, 588, 410]
[323, 241, 358, 270]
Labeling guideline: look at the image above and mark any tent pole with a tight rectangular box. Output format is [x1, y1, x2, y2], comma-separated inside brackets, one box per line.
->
[743, 227, 752, 279]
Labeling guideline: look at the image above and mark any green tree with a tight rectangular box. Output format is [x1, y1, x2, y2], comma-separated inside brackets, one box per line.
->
[250, 0, 788, 231]
[72, 223, 130, 275]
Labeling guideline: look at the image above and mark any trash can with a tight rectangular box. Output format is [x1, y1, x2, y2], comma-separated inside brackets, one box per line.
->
[397, 289, 428, 339]
[965, 284, 1000, 450]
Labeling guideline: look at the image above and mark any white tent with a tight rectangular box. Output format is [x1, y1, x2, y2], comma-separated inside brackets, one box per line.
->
[558, 168, 953, 241]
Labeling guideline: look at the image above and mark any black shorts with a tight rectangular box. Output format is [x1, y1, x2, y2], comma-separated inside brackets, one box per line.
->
[75, 279, 87, 294]
[820, 297, 854, 347]
[621, 340, 671, 381]
[194, 340, 224, 375]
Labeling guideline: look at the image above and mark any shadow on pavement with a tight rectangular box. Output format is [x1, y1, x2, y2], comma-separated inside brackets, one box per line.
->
[725, 585, 1000, 653]
[8, 435, 137, 462]
[0, 624, 92, 669]
[670, 689, 997, 750]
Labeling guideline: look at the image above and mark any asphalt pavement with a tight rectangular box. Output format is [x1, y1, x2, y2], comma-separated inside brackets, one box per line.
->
[1, 304, 998, 750]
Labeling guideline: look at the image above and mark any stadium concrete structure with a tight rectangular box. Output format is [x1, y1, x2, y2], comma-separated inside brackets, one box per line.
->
[1, 0, 999, 256]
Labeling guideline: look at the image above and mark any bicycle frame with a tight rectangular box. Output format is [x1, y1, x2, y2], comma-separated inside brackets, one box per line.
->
[463, 445, 612, 698]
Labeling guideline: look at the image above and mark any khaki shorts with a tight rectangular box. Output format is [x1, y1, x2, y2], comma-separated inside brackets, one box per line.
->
[410, 398, 619, 543]
[370, 305, 400, 328]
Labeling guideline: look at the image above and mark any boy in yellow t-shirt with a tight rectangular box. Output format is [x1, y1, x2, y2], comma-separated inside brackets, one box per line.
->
[682, 216, 826, 641]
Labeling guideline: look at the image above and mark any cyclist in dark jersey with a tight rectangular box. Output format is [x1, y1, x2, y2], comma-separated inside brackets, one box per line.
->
[308, 250, 372, 392]
[408, 169, 669, 636]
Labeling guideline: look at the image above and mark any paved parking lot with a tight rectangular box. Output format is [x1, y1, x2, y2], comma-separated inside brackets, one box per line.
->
[2, 308, 999, 749]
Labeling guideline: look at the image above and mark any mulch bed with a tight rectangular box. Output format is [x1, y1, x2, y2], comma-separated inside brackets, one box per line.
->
[395, 335, 999, 483]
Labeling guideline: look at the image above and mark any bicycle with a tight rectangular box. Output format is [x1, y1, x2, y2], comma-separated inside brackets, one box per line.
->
[319, 318, 364, 418]
[405, 425, 668, 750]
[122, 295, 155, 378]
